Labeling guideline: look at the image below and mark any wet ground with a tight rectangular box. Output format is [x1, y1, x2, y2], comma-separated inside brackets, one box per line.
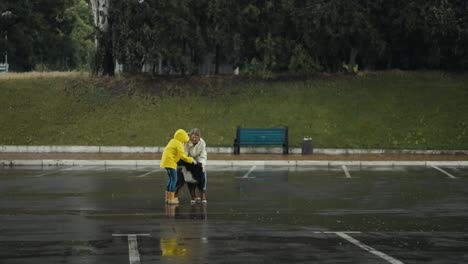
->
[1, 165, 468, 263]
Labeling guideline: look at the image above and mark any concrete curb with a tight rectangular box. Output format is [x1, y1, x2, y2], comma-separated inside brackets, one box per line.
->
[1, 145, 468, 155]
[2, 159, 468, 167]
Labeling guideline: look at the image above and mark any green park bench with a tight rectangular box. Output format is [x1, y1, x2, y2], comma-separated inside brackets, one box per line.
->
[233, 127, 289, 155]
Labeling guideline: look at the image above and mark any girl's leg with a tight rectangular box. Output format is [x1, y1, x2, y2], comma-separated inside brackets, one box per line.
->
[165, 168, 179, 205]
[165, 168, 177, 192]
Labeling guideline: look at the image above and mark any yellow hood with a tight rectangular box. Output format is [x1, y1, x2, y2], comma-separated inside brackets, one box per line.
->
[160, 129, 194, 169]
[174, 129, 189, 143]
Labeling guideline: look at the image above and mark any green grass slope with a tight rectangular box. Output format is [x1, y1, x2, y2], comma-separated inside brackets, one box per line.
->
[1, 71, 467, 149]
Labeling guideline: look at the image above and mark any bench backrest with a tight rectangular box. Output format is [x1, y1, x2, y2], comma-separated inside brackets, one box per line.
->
[237, 128, 287, 145]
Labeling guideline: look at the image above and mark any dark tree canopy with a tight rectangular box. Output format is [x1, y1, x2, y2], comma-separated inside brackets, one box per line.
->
[0, 0, 93, 71]
[1, 0, 468, 73]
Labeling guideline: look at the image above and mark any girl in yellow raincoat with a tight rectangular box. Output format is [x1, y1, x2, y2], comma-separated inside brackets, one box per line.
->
[160, 129, 196, 205]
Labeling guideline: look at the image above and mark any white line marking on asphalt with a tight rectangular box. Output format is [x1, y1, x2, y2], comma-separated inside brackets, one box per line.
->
[342, 165, 351, 178]
[431, 165, 456, 179]
[33, 166, 82, 178]
[112, 234, 150, 264]
[322, 231, 361, 234]
[243, 165, 256, 177]
[128, 235, 141, 264]
[235, 165, 256, 178]
[334, 232, 404, 264]
[112, 234, 151, 236]
[137, 169, 160, 178]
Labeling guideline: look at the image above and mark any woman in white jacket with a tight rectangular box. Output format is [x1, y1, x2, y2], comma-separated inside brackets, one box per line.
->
[175, 128, 208, 203]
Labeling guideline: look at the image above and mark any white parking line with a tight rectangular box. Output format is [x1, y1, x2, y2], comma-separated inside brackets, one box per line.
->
[128, 235, 141, 264]
[342, 165, 351, 178]
[321, 231, 361, 234]
[334, 232, 404, 264]
[112, 234, 150, 264]
[32, 166, 82, 178]
[137, 169, 160, 178]
[431, 165, 456, 179]
[112, 234, 151, 236]
[235, 165, 256, 179]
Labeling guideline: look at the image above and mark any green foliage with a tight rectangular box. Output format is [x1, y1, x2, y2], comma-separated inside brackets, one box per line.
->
[243, 57, 272, 78]
[289, 45, 322, 74]
[0, 0, 94, 71]
[64, 0, 94, 71]
[34, 64, 50, 72]
[3, 0, 468, 72]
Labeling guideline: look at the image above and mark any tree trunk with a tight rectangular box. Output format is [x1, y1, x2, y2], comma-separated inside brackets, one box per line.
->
[348, 47, 358, 74]
[215, 44, 220, 75]
[181, 40, 186, 75]
[428, 45, 441, 69]
[158, 53, 162, 75]
[386, 52, 393, 69]
[89, 0, 114, 76]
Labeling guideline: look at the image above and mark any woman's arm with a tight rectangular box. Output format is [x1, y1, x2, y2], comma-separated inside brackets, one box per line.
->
[197, 140, 207, 165]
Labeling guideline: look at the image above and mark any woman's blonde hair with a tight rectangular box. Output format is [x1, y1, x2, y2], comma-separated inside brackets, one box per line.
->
[189, 128, 201, 137]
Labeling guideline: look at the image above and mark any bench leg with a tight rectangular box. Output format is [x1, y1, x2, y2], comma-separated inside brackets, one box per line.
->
[233, 144, 240, 155]
[283, 145, 288, 155]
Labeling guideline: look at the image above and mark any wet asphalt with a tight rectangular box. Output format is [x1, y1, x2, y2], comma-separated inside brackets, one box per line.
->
[0, 165, 468, 264]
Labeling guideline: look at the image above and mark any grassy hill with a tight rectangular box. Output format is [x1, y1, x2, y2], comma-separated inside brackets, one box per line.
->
[1, 71, 467, 149]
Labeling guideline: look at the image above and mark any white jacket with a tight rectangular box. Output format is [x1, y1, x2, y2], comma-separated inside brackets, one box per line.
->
[184, 138, 207, 166]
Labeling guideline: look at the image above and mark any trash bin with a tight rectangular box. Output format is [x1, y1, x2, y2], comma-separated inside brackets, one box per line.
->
[302, 137, 313, 154]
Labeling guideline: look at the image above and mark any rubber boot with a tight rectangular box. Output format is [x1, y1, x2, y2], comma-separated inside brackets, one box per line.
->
[174, 186, 180, 204]
[165, 191, 177, 204]
[167, 192, 179, 205]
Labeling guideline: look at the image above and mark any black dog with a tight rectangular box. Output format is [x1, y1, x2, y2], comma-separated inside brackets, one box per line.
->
[175, 160, 205, 201]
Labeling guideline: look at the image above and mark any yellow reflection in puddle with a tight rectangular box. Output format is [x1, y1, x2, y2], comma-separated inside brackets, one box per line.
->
[160, 238, 187, 257]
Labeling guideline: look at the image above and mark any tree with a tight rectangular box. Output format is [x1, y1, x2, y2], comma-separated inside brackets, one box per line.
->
[205, 0, 240, 74]
[64, 0, 94, 71]
[0, 10, 15, 66]
[0, 0, 93, 71]
[89, 0, 114, 75]
[289, 0, 385, 72]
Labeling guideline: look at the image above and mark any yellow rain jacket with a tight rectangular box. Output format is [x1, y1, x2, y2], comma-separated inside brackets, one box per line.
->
[160, 129, 194, 169]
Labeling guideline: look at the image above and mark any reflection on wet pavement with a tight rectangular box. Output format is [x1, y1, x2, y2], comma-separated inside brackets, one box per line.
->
[0, 165, 467, 263]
